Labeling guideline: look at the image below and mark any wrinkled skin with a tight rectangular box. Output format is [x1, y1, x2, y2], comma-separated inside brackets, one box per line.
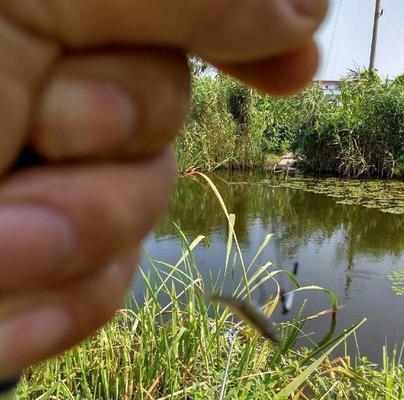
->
[0, 0, 328, 378]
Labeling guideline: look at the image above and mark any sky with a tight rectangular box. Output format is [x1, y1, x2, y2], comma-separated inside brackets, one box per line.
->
[315, 0, 404, 80]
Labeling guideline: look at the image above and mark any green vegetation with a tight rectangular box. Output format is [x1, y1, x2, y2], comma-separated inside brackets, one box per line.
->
[176, 70, 404, 178]
[157, 173, 404, 256]
[18, 229, 403, 400]
[293, 71, 404, 178]
[389, 270, 404, 295]
[18, 303, 402, 399]
[176, 76, 267, 172]
[19, 176, 403, 399]
[275, 177, 404, 215]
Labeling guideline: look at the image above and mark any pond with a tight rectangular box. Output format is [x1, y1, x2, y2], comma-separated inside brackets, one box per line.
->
[135, 171, 404, 364]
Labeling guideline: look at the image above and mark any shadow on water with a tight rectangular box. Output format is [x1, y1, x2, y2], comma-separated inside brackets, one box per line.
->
[137, 171, 404, 363]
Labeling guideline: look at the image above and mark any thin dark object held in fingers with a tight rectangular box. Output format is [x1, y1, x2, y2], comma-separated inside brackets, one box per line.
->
[11, 147, 43, 171]
[0, 377, 19, 399]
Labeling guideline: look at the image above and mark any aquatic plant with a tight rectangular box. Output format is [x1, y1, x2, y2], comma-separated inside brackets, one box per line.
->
[293, 70, 404, 178]
[274, 177, 404, 215]
[389, 270, 404, 295]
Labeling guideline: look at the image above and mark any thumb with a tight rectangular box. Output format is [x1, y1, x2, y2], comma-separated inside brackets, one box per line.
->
[1, 0, 328, 62]
[216, 41, 319, 96]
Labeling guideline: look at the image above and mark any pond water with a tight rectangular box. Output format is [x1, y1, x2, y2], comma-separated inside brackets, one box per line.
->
[135, 171, 404, 363]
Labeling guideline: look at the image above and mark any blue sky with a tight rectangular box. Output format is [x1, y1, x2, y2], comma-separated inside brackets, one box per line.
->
[315, 0, 404, 80]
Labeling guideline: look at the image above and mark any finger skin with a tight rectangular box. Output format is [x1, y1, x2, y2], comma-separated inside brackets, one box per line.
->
[0, 0, 330, 376]
[0, 254, 137, 378]
[216, 41, 319, 96]
[0, 0, 328, 62]
[0, 15, 57, 172]
[191, 0, 328, 62]
[0, 150, 176, 292]
[33, 50, 190, 159]
[0, 1, 328, 176]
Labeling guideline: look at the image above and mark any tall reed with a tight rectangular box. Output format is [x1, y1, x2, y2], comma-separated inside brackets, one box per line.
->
[175, 75, 267, 173]
[293, 70, 404, 178]
[18, 223, 403, 399]
[177, 70, 404, 177]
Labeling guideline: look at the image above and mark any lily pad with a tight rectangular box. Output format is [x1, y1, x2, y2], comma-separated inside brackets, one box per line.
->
[389, 270, 404, 295]
[274, 178, 404, 214]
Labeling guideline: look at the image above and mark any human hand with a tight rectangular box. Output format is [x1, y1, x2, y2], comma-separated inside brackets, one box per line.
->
[0, 0, 327, 378]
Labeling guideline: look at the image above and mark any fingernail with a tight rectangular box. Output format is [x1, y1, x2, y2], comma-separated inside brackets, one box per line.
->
[0, 206, 76, 289]
[0, 307, 71, 376]
[40, 79, 136, 157]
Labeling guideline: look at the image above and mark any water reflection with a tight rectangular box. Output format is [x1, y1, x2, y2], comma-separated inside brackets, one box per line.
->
[141, 171, 404, 362]
[156, 172, 404, 258]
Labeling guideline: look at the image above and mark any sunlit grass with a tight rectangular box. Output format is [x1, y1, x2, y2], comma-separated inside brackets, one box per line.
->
[177, 70, 404, 177]
[17, 175, 404, 399]
[17, 239, 403, 399]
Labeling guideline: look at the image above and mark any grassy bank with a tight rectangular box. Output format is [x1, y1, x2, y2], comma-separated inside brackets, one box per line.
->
[19, 308, 402, 399]
[18, 236, 403, 399]
[19, 177, 403, 399]
[175, 76, 267, 172]
[176, 70, 404, 178]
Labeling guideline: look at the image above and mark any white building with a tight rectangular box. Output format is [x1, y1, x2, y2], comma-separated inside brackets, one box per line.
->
[317, 80, 341, 95]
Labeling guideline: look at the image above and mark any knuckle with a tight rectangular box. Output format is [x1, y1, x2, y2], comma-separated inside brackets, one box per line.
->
[125, 51, 191, 156]
[67, 261, 134, 334]
[143, 52, 190, 130]
[32, 50, 190, 159]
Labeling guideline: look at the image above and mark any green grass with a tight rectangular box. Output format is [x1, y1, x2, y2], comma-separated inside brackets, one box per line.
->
[17, 175, 404, 399]
[17, 232, 403, 399]
[175, 76, 267, 173]
[177, 69, 404, 177]
[292, 70, 404, 178]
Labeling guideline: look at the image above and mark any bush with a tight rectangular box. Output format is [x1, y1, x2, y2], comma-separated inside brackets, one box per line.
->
[177, 70, 404, 177]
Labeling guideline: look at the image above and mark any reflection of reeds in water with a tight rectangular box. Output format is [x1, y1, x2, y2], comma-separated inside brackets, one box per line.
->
[156, 173, 404, 255]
